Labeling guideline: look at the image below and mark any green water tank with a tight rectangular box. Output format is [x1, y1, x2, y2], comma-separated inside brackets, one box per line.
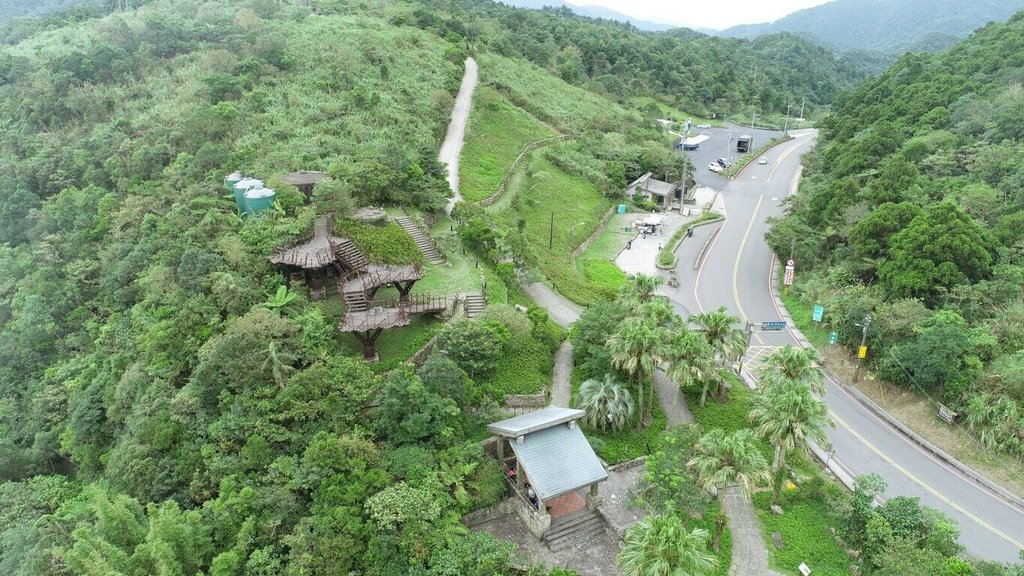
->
[233, 178, 263, 212]
[224, 171, 244, 192]
[244, 187, 276, 216]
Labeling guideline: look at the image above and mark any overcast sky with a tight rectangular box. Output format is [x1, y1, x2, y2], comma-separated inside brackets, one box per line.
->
[573, 0, 835, 30]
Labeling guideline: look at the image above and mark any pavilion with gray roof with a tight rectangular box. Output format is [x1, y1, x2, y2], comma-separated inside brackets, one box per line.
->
[487, 407, 607, 538]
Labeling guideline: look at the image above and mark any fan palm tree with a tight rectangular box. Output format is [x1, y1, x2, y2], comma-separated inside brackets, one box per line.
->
[749, 379, 833, 504]
[688, 428, 770, 551]
[607, 316, 665, 429]
[664, 328, 716, 407]
[691, 307, 748, 398]
[577, 374, 635, 432]
[760, 345, 825, 394]
[619, 515, 717, 576]
[620, 273, 664, 309]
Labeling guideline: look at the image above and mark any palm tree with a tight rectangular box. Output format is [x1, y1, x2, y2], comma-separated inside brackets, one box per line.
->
[620, 273, 664, 309]
[664, 328, 716, 407]
[607, 316, 665, 429]
[760, 345, 825, 394]
[749, 379, 833, 503]
[577, 374, 635, 432]
[691, 307, 748, 399]
[688, 428, 770, 551]
[619, 515, 717, 576]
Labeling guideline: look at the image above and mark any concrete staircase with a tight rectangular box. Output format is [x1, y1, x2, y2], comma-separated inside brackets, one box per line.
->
[464, 293, 486, 317]
[396, 216, 443, 264]
[543, 509, 605, 552]
[334, 239, 369, 272]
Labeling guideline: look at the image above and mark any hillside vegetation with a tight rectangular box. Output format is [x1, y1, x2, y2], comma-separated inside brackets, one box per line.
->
[768, 11, 1024, 464]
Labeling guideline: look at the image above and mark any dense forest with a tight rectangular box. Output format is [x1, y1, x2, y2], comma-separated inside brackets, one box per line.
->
[768, 11, 1024, 465]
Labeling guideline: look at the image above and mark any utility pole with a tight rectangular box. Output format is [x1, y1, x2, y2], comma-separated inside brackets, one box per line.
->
[799, 98, 805, 122]
[784, 103, 791, 135]
[853, 314, 872, 383]
[548, 212, 554, 249]
[737, 321, 754, 375]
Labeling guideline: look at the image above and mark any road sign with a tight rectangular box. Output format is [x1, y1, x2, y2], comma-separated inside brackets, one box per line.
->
[812, 304, 824, 322]
[783, 259, 795, 286]
[858, 345, 868, 359]
[828, 331, 838, 344]
[760, 321, 786, 331]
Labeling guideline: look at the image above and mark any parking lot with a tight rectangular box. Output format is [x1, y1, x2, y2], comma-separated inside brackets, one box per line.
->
[679, 122, 782, 185]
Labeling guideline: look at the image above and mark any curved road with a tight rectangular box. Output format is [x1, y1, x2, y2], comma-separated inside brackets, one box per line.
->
[675, 132, 1024, 563]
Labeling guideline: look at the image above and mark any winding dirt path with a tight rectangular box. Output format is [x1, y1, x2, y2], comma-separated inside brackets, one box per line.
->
[439, 57, 479, 215]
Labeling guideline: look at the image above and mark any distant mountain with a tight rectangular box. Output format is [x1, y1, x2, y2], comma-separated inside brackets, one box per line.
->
[0, 0, 101, 26]
[494, 0, 675, 32]
[719, 0, 1024, 53]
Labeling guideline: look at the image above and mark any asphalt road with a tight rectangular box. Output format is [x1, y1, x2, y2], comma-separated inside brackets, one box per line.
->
[674, 131, 1024, 563]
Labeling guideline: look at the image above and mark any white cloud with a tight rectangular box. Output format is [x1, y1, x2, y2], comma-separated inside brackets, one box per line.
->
[570, 0, 835, 30]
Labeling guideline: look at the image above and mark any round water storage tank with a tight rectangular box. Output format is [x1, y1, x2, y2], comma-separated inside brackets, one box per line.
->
[224, 171, 244, 192]
[233, 178, 263, 212]
[243, 187, 276, 216]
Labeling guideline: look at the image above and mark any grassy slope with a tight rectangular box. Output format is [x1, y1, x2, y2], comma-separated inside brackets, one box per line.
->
[459, 85, 556, 203]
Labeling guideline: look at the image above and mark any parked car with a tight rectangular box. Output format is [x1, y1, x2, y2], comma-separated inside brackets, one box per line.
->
[708, 162, 723, 173]
[716, 158, 730, 168]
[696, 123, 711, 129]
[758, 156, 768, 165]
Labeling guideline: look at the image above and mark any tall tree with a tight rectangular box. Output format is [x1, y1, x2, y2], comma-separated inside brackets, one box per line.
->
[606, 316, 665, 429]
[759, 345, 826, 394]
[618, 515, 717, 576]
[691, 307, 748, 399]
[665, 328, 716, 407]
[577, 374, 635, 432]
[749, 378, 833, 503]
[620, 273, 665, 310]
[688, 429, 770, 551]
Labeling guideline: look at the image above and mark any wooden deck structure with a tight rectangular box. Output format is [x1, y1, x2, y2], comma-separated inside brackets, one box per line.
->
[342, 294, 454, 360]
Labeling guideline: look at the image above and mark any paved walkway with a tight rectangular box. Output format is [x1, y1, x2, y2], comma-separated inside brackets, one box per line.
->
[439, 57, 479, 215]
[724, 487, 786, 576]
[550, 341, 574, 408]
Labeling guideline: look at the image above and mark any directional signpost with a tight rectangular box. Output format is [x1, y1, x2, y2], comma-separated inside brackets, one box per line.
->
[760, 321, 787, 331]
[829, 331, 838, 345]
[812, 304, 824, 322]
[783, 259, 795, 293]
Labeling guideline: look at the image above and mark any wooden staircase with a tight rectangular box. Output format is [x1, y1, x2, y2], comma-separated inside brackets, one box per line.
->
[333, 238, 369, 272]
[341, 288, 368, 313]
[543, 509, 606, 552]
[395, 216, 443, 264]
[464, 293, 487, 317]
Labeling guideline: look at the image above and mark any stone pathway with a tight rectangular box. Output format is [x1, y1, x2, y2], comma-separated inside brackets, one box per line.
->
[723, 487, 786, 576]
[439, 57, 479, 215]
[652, 370, 694, 427]
[550, 341, 573, 408]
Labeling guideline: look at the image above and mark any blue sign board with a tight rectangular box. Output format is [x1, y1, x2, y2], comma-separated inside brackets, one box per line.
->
[812, 304, 824, 322]
[760, 321, 786, 331]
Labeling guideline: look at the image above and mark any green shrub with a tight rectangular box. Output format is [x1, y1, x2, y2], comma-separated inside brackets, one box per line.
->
[753, 487, 850, 575]
[479, 332, 553, 399]
[334, 219, 424, 265]
[437, 320, 511, 381]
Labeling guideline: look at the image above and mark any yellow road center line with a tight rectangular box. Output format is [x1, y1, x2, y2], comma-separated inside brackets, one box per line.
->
[830, 409, 1024, 550]
[732, 194, 765, 345]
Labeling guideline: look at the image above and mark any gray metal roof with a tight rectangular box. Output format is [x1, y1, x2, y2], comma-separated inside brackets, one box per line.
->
[487, 407, 584, 437]
[511, 424, 608, 501]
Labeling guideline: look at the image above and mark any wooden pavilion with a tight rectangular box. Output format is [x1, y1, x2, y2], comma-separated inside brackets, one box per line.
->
[487, 407, 608, 539]
[280, 171, 327, 203]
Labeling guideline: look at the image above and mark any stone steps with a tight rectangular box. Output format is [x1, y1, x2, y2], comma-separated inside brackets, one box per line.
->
[544, 509, 605, 553]
[396, 216, 444, 264]
[464, 293, 487, 317]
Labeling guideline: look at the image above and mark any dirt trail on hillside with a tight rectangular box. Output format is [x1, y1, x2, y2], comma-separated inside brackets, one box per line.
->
[439, 57, 478, 215]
